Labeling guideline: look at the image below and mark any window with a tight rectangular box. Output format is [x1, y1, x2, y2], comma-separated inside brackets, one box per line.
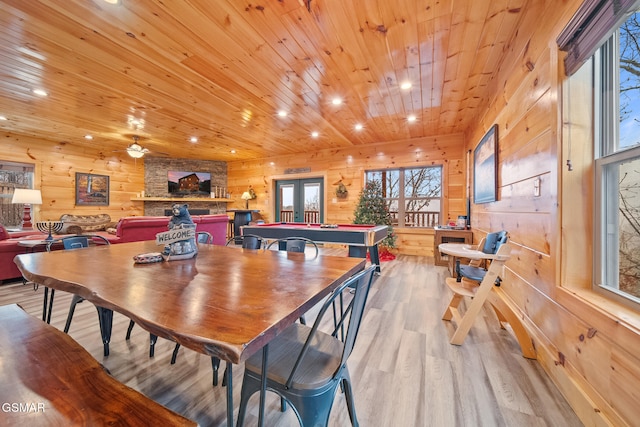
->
[593, 9, 640, 304]
[366, 166, 442, 227]
[0, 161, 35, 227]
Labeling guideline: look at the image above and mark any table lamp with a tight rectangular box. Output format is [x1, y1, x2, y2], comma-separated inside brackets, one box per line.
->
[11, 189, 42, 230]
[241, 191, 252, 209]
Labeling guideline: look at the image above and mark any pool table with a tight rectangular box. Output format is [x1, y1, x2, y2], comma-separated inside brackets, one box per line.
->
[241, 222, 388, 272]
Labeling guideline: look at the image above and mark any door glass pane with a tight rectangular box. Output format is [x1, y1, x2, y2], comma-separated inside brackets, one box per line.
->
[280, 184, 294, 222]
[303, 183, 320, 223]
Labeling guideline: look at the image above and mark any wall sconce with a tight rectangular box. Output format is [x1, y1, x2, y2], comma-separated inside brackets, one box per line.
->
[11, 189, 42, 229]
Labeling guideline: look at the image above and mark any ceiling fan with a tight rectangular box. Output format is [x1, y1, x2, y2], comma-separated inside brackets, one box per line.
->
[125, 135, 149, 158]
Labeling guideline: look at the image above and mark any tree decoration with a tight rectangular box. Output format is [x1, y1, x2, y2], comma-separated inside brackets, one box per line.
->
[353, 180, 397, 254]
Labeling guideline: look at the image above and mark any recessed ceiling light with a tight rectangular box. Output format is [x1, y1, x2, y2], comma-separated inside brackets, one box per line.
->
[407, 115, 417, 122]
[270, 162, 275, 166]
[32, 89, 48, 97]
[331, 98, 342, 106]
[277, 110, 288, 117]
[311, 131, 319, 138]
[0, 116, 7, 120]
[190, 136, 198, 143]
[103, 0, 120, 4]
[230, 149, 236, 154]
[400, 81, 412, 90]
[84, 134, 93, 140]
[354, 123, 363, 131]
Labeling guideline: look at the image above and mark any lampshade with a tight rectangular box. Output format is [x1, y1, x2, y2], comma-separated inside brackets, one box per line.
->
[11, 189, 42, 230]
[241, 192, 252, 200]
[11, 189, 42, 205]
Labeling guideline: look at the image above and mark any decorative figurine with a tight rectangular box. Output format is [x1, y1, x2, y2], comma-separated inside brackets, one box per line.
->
[160, 203, 198, 261]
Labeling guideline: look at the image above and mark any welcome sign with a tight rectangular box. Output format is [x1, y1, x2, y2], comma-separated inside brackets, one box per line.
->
[156, 228, 196, 245]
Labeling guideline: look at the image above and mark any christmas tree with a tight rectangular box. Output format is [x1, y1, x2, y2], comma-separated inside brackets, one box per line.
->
[353, 180, 396, 249]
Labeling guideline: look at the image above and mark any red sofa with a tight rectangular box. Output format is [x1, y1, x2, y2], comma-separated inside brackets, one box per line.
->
[0, 226, 50, 282]
[0, 215, 228, 283]
[99, 215, 229, 245]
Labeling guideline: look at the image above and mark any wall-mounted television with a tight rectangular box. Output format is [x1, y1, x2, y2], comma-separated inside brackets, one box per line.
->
[167, 171, 211, 195]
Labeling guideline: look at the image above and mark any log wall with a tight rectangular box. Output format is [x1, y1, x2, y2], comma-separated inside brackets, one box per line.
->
[464, 1, 639, 426]
[0, 133, 144, 222]
[227, 133, 466, 257]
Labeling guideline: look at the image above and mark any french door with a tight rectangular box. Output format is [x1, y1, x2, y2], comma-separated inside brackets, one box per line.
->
[275, 178, 324, 223]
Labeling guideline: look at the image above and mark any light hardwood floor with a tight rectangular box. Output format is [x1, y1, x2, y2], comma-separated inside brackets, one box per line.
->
[0, 250, 583, 427]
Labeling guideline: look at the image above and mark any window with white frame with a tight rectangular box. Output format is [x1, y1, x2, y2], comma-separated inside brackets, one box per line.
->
[592, 9, 640, 304]
[0, 161, 35, 227]
[365, 166, 442, 227]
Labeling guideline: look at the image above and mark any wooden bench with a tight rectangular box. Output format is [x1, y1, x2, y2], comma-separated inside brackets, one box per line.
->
[440, 244, 536, 359]
[0, 303, 196, 426]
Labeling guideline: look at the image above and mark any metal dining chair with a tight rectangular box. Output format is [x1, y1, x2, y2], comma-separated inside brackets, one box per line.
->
[267, 237, 320, 325]
[59, 235, 111, 333]
[225, 234, 264, 249]
[266, 236, 319, 259]
[42, 235, 111, 327]
[196, 231, 213, 244]
[236, 265, 377, 427]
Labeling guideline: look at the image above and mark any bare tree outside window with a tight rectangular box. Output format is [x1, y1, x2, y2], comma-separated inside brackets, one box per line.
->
[366, 166, 442, 227]
[616, 13, 640, 298]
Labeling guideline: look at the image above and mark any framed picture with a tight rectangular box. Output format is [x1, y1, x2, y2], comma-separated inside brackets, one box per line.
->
[473, 124, 498, 204]
[75, 172, 110, 206]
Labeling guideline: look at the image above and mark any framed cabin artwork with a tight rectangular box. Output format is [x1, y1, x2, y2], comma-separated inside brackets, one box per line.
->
[473, 124, 498, 204]
[75, 172, 110, 206]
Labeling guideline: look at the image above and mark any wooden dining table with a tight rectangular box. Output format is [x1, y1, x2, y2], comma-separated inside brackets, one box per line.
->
[14, 240, 366, 427]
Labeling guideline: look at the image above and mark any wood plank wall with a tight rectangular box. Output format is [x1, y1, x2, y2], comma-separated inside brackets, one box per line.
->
[464, 1, 639, 426]
[226, 133, 466, 256]
[0, 133, 144, 223]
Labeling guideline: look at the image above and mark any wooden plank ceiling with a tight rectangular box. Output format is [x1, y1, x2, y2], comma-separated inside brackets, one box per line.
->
[0, 0, 526, 161]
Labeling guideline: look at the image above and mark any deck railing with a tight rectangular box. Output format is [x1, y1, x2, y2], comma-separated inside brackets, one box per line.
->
[279, 210, 320, 223]
[389, 211, 439, 227]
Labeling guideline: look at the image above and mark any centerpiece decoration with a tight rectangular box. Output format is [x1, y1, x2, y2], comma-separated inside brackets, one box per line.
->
[133, 203, 198, 264]
[160, 203, 198, 261]
[353, 180, 396, 261]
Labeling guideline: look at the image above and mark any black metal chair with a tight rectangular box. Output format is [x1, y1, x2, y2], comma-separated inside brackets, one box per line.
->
[42, 235, 111, 327]
[236, 265, 377, 427]
[266, 236, 319, 259]
[455, 230, 508, 283]
[267, 237, 320, 325]
[196, 231, 213, 244]
[225, 234, 264, 249]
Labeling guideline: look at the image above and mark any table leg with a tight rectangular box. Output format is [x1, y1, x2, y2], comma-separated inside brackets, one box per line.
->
[348, 245, 382, 274]
[368, 245, 381, 274]
[42, 287, 48, 322]
[46, 289, 55, 324]
[95, 306, 113, 357]
[226, 363, 233, 427]
[42, 288, 55, 324]
[258, 344, 269, 427]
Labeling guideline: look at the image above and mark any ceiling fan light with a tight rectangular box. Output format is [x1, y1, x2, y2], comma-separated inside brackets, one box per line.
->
[127, 149, 144, 159]
[127, 143, 145, 158]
